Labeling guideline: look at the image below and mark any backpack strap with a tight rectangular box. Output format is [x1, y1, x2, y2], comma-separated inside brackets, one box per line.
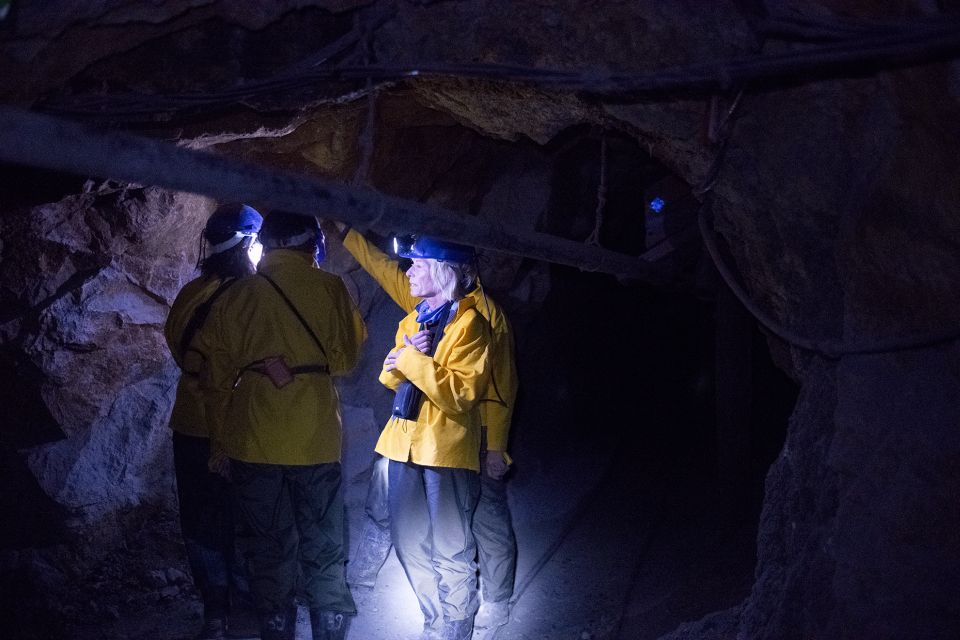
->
[257, 273, 329, 361]
[178, 277, 238, 363]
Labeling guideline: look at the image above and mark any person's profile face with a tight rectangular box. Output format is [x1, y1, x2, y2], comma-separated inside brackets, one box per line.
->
[408, 258, 439, 299]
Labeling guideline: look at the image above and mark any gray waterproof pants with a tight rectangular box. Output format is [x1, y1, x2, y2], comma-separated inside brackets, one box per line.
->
[362, 453, 518, 603]
[388, 460, 480, 625]
[473, 466, 517, 603]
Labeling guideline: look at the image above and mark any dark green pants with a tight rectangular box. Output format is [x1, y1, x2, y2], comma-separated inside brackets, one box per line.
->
[173, 433, 243, 619]
[231, 460, 356, 615]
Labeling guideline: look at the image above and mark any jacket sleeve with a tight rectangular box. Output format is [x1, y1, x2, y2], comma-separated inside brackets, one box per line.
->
[378, 335, 408, 391]
[193, 294, 238, 454]
[165, 282, 202, 369]
[395, 311, 491, 416]
[479, 314, 519, 451]
[164, 302, 184, 369]
[322, 275, 368, 376]
[342, 228, 419, 312]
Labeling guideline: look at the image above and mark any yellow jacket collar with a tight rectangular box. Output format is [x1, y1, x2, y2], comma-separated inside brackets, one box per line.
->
[259, 248, 315, 270]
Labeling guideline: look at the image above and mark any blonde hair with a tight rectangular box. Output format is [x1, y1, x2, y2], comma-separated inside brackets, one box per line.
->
[428, 259, 478, 303]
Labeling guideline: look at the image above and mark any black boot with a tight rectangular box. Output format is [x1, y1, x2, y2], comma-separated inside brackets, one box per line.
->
[258, 608, 296, 640]
[197, 585, 229, 640]
[194, 616, 227, 640]
[309, 609, 349, 640]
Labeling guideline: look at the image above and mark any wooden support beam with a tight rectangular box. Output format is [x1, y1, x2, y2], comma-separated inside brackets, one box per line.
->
[0, 108, 657, 279]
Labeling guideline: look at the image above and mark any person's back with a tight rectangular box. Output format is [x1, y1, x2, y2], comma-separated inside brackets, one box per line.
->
[204, 249, 364, 463]
[197, 211, 366, 640]
[164, 202, 262, 640]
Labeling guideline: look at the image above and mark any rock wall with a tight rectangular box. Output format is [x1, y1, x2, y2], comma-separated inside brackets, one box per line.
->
[1, 187, 211, 523]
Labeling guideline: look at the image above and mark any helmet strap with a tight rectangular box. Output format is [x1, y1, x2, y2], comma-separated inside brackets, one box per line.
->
[195, 232, 205, 270]
[208, 232, 249, 254]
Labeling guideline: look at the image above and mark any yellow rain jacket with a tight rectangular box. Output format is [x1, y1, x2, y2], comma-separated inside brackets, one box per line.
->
[376, 296, 491, 471]
[196, 249, 366, 465]
[342, 229, 518, 453]
[164, 274, 231, 438]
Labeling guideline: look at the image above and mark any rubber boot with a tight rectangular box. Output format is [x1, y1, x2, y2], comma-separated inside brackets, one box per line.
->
[259, 608, 295, 640]
[419, 622, 443, 640]
[474, 598, 509, 629]
[347, 520, 392, 589]
[309, 609, 348, 640]
[194, 616, 227, 640]
[196, 585, 229, 639]
[441, 618, 474, 640]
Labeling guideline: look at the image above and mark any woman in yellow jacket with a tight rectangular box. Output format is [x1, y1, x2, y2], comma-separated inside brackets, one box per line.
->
[335, 225, 519, 630]
[375, 236, 491, 640]
[164, 203, 261, 640]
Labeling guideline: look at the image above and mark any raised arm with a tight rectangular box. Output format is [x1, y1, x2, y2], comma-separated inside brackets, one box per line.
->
[341, 228, 419, 313]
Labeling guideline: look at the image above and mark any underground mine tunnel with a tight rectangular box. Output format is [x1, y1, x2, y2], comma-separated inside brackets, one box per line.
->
[1, 2, 959, 640]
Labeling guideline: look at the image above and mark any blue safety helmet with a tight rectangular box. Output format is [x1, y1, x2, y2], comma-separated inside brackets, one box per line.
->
[204, 203, 263, 243]
[393, 235, 475, 265]
[202, 203, 262, 257]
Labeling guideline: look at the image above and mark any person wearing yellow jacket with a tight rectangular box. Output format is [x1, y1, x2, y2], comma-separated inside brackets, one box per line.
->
[165, 203, 261, 640]
[332, 224, 520, 630]
[195, 211, 366, 640]
[349, 231, 493, 640]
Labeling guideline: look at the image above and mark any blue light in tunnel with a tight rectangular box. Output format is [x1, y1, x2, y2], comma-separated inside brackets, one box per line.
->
[649, 197, 665, 214]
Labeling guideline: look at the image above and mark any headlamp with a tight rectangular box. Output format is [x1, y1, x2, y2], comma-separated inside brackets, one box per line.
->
[393, 235, 415, 257]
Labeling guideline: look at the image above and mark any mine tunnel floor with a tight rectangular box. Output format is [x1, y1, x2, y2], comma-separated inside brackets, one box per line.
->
[64, 398, 761, 640]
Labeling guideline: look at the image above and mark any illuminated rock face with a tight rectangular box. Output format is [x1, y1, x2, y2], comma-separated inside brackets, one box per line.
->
[1, 2, 959, 639]
[1, 188, 209, 518]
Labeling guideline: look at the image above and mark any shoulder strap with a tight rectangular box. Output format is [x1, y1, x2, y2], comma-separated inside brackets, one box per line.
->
[257, 273, 328, 360]
[179, 277, 237, 360]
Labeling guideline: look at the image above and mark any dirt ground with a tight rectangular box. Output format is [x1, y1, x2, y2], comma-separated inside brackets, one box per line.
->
[50, 410, 760, 640]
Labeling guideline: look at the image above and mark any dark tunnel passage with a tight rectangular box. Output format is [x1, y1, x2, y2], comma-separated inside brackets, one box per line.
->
[477, 264, 798, 639]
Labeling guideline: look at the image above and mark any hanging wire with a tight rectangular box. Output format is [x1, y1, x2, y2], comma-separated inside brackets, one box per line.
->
[585, 132, 608, 247]
[692, 89, 960, 356]
[694, 89, 743, 196]
[698, 202, 960, 357]
[37, 15, 960, 121]
[350, 10, 379, 189]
